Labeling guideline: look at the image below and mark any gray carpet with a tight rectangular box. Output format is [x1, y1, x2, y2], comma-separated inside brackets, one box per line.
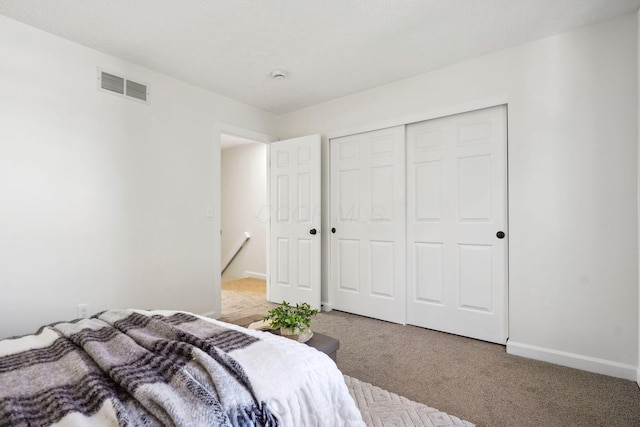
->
[220, 285, 640, 427]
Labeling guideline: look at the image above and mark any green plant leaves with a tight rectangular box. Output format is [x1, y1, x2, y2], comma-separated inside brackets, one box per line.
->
[263, 301, 319, 331]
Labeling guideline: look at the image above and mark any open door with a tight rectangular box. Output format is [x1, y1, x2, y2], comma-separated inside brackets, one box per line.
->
[268, 135, 321, 310]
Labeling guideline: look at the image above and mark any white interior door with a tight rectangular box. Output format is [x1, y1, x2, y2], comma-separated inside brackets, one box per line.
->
[406, 105, 508, 344]
[268, 135, 322, 310]
[330, 126, 406, 324]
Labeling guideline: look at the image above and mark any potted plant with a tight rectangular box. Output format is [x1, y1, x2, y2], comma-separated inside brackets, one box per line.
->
[263, 301, 319, 342]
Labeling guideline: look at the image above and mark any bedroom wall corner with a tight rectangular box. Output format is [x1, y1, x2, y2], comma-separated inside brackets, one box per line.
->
[0, 15, 276, 338]
[276, 13, 640, 378]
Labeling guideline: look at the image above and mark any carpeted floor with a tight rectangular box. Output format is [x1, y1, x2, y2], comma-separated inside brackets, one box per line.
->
[220, 279, 640, 427]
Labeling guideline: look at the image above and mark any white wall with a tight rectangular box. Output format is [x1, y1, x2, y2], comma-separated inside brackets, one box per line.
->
[637, 8, 640, 386]
[1, 10, 637, 382]
[221, 143, 267, 281]
[0, 15, 275, 338]
[277, 14, 639, 379]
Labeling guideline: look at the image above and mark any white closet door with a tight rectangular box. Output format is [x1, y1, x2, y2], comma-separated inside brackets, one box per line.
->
[406, 105, 508, 344]
[330, 126, 406, 324]
[269, 135, 322, 310]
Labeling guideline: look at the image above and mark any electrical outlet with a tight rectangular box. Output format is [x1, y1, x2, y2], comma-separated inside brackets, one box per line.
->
[77, 303, 90, 319]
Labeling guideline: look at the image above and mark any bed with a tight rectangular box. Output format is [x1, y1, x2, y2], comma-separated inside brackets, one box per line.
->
[0, 309, 365, 426]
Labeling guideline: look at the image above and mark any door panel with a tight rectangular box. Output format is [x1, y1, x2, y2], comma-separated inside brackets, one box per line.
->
[415, 161, 444, 221]
[458, 155, 493, 221]
[414, 242, 444, 304]
[297, 239, 312, 289]
[458, 244, 493, 311]
[277, 238, 290, 285]
[330, 126, 405, 324]
[269, 135, 321, 309]
[407, 105, 507, 344]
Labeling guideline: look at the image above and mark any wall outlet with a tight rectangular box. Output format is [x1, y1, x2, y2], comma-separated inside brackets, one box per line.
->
[77, 303, 90, 319]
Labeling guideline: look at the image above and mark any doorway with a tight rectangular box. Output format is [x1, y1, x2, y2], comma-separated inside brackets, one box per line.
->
[214, 125, 322, 321]
[216, 124, 272, 320]
[220, 133, 267, 283]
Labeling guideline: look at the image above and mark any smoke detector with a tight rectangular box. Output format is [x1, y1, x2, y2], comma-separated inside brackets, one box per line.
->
[271, 69, 288, 80]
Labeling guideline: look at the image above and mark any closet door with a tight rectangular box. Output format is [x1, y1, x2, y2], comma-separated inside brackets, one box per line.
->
[330, 126, 406, 324]
[406, 105, 508, 344]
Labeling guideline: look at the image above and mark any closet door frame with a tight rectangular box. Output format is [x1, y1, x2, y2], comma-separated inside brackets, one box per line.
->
[326, 96, 509, 332]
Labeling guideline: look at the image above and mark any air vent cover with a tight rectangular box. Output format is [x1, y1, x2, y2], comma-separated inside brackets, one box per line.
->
[98, 69, 149, 104]
[101, 72, 125, 94]
[126, 80, 147, 102]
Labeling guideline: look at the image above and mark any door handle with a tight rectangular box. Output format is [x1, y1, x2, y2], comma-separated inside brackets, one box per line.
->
[309, 228, 317, 235]
[496, 231, 505, 239]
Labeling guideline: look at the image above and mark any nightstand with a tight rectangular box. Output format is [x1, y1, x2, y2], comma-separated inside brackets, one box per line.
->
[226, 314, 340, 362]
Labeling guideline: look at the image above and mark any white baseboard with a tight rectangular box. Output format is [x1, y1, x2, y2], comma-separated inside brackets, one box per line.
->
[507, 341, 637, 381]
[637, 367, 640, 387]
[244, 271, 267, 280]
[321, 302, 333, 312]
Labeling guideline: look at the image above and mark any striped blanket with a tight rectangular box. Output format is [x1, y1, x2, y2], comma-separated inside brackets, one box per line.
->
[0, 310, 364, 427]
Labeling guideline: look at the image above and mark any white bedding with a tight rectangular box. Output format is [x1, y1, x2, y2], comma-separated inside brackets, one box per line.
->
[199, 313, 365, 427]
[0, 309, 365, 427]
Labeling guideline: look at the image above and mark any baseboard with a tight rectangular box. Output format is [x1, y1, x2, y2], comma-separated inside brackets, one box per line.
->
[637, 367, 640, 387]
[507, 341, 637, 381]
[244, 271, 267, 280]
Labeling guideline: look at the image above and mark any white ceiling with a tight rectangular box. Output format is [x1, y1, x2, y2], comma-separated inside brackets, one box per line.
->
[1, 0, 638, 114]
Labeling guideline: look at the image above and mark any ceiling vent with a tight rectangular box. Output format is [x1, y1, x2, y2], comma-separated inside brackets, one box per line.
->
[98, 69, 149, 104]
